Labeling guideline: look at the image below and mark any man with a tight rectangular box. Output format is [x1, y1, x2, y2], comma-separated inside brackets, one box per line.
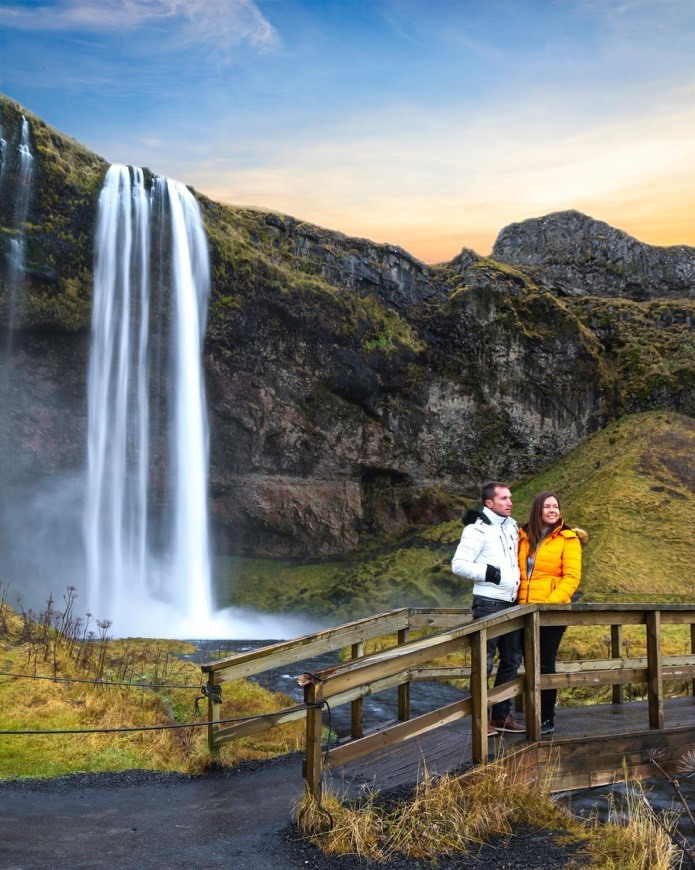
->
[451, 481, 525, 735]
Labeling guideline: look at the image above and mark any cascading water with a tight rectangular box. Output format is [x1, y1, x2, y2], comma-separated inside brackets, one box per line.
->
[83, 164, 317, 640]
[84, 164, 213, 636]
[0, 130, 7, 186]
[6, 115, 34, 316]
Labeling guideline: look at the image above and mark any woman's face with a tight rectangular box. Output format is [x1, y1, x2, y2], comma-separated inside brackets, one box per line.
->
[541, 497, 560, 527]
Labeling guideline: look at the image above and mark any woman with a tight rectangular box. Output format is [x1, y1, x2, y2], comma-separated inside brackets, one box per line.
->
[518, 491, 587, 735]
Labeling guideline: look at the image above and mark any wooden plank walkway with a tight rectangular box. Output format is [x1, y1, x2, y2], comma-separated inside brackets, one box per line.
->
[325, 696, 695, 798]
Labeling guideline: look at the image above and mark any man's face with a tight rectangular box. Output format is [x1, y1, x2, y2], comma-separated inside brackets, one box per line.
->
[486, 487, 513, 517]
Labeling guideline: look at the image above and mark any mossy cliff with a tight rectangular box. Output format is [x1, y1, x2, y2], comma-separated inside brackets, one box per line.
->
[0, 93, 693, 567]
[0, 97, 106, 331]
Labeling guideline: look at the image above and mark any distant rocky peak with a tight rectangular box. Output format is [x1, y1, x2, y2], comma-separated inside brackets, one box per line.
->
[491, 210, 695, 300]
[447, 247, 482, 272]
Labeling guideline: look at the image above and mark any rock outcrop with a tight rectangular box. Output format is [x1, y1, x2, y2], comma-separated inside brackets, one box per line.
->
[1, 95, 694, 564]
[492, 210, 694, 300]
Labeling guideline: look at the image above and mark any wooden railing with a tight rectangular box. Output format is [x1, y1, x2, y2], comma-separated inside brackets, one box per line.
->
[201, 603, 695, 797]
[200, 607, 471, 750]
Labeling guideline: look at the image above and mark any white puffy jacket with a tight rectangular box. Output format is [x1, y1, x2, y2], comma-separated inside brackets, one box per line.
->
[451, 506, 520, 603]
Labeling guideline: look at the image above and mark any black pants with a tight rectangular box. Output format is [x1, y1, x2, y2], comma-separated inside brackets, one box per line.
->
[472, 595, 523, 721]
[539, 625, 566, 723]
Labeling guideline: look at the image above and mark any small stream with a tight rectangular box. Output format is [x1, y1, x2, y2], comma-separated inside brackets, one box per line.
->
[186, 637, 465, 736]
[565, 777, 695, 846]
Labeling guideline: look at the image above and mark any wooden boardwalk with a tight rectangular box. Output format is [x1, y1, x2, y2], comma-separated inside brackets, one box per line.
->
[326, 696, 695, 798]
[202, 605, 695, 798]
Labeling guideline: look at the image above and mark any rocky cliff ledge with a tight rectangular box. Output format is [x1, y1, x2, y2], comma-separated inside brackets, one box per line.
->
[1, 95, 693, 561]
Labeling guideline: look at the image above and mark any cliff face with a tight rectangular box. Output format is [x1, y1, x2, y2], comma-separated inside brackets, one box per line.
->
[1, 95, 694, 562]
[200, 202, 607, 556]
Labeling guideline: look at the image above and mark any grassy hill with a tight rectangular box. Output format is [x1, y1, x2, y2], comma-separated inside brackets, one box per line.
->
[217, 410, 695, 619]
[511, 410, 695, 598]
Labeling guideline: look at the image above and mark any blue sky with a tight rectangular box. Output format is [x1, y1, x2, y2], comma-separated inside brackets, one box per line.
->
[1, 0, 693, 262]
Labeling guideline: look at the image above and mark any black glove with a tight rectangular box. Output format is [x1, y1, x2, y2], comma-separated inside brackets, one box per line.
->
[485, 564, 501, 584]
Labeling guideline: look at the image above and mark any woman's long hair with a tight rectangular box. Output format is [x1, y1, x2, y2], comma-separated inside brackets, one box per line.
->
[525, 490, 562, 553]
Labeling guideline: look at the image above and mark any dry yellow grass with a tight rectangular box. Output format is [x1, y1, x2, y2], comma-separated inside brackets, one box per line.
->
[581, 769, 680, 870]
[297, 757, 581, 863]
[0, 601, 304, 778]
[297, 759, 681, 867]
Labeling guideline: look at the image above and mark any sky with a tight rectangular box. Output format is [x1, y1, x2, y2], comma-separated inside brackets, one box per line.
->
[0, 0, 693, 264]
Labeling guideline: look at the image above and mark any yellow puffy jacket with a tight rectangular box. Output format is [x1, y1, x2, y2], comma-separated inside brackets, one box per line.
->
[518, 523, 586, 604]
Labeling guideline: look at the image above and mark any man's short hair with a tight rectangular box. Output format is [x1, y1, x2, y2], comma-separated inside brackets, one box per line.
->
[482, 481, 508, 504]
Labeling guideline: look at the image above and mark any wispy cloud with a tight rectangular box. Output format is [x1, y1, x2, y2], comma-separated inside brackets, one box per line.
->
[2, 0, 692, 262]
[170, 92, 694, 260]
[0, 0, 278, 52]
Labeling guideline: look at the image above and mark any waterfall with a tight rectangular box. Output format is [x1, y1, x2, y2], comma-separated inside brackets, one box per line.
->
[3, 115, 34, 346]
[6, 116, 34, 301]
[84, 165, 213, 636]
[0, 131, 7, 185]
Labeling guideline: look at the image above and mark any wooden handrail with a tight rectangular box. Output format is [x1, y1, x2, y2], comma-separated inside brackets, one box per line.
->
[199, 603, 695, 798]
[201, 607, 471, 750]
[297, 604, 695, 797]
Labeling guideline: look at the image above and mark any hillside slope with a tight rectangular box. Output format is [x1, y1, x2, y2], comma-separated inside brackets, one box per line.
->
[512, 411, 695, 597]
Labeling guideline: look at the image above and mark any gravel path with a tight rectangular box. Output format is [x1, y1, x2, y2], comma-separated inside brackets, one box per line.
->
[0, 755, 590, 869]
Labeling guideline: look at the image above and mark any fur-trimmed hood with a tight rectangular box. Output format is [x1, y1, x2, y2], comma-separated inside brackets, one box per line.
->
[572, 526, 590, 546]
[462, 508, 489, 526]
[520, 521, 590, 546]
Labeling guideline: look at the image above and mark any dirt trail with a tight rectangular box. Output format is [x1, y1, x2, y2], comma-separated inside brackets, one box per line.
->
[0, 755, 589, 869]
[0, 758, 310, 870]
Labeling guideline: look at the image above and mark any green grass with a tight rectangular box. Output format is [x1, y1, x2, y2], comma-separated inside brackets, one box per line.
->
[511, 411, 695, 596]
[215, 539, 465, 624]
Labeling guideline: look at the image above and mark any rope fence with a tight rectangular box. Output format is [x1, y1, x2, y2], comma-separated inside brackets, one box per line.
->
[0, 704, 315, 737]
[0, 669, 314, 738]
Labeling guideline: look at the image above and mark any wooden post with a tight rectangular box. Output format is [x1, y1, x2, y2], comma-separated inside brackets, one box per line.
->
[351, 641, 364, 738]
[524, 609, 540, 741]
[611, 624, 624, 705]
[397, 628, 410, 722]
[691, 624, 695, 698]
[470, 626, 488, 764]
[646, 610, 663, 729]
[303, 679, 324, 799]
[206, 680, 221, 753]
